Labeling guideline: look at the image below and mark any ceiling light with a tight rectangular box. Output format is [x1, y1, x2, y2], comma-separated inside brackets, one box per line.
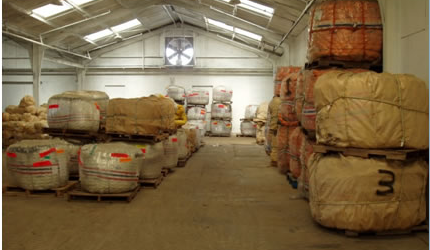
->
[84, 28, 113, 41]
[234, 27, 262, 41]
[111, 19, 142, 33]
[207, 18, 234, 31]
[239, 0, 274, 17]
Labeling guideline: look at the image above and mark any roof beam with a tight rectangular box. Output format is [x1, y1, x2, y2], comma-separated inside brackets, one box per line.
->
[44, 56, 85, 68]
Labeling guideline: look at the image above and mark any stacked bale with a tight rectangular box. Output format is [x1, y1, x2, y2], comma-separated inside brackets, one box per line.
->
[253, 102, 269, 145]
[166, 85, 186, 104]
[239, 105, 258, 137]
[309, 71, 429, 232]
[210, 85, 233, 137]
[163, 135, 179, 170]
[132, 142, 164, 180]
[186, 88, 209, 138]
[3, 95, 49, 146]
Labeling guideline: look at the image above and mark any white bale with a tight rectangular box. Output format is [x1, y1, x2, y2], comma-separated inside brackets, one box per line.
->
[79, 143, 142, 194]
[240, 121, 257, 136]
[166, 85, 186, 102]
[187, 89, 209, 105]
[163, 135, 179, 169]
[211, 120, 232, 136]
[55, 139, 80, 175]
[205, 112, 211, 132]
[213, 85, 233, 102]
[244, 105, 259, 120]
[48, 92, 100, 131]
[64, 90, 109, 126]
[211, 103, 232, 119]
[133, 142, 164, 179]
[187, 107, 206, 120]
[177, 128, 189, 159]
[6, 139, 70, 190]
[186, 120, 206, 137]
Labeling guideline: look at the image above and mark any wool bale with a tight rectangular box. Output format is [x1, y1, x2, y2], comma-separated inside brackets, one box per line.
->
[18, 95, 36, 108]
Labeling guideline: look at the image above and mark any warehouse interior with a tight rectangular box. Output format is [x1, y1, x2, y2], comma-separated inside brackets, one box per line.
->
[2, 0, 429, 249]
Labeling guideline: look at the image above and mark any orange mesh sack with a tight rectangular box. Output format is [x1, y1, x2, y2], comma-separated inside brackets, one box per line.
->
[278, 101, 299, 126]
[275, 67, 301, 95]
[277, 125, 298, 174]
[289, 127, 306, 179]
[298, 137, 315, 196]
[308, 0, 382, 63]
[280, 72, 300, 101]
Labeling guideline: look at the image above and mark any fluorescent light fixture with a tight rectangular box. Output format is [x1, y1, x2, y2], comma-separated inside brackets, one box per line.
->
[84, 28, 113, 41]
[234, 27, 262, 41]
[111, 19, 142, 33]
[207, 18, 233, 31]
[239, 0, 274, 17]
[32, 3, 72, 18]
[69, 0, 97, 5]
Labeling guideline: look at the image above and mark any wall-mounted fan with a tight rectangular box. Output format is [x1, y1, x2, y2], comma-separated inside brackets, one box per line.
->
[165, 37, 194, 66]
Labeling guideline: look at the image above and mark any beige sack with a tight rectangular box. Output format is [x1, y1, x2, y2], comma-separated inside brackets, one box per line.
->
[309, 153, 428, 232]
[25, 106, 37, 115]
[163, 135, 179, 169]
[106, 96, 175, 135]
[22, 113, 38, 122]
[254, 102, 269, 122]
[3, 112, 10, 122]
[19, 95, 36, 108]
[131, 142, 164, 179]
[268, 97, 282, 131]
[315, 71, 429, 149]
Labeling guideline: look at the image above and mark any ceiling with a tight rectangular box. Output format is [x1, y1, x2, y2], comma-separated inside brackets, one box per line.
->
[2, 0, 312, 63]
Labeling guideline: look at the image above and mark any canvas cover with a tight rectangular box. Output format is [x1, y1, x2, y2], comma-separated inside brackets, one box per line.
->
[315, 71, 429, 149]
[309, 153, 428, 232]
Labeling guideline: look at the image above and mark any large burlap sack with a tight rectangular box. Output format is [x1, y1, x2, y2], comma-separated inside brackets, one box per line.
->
[213, 85, 233, 102]
[280, 72, 300, 101]
[2, 112, 10, 122]
[309, 153, 428, 232]
[106, 96, 175, 135]
[79, 143, 141, 193]
[177, 128, 189, 159]
[240, 121, 256, 137]
[268, 97, 282, 131]
[211, 103, 232, 119]
[289, 127, 306, 178]
[48, 92, 100, 131]
[166, 85, 186, 102]
[274, 67, 301, 96]
[308, 0, 382, 63]
[255, 122, 266, 145]
[6, 105, 25, 114]
[187, 107, 206, 120]
[315, 71, 429, 149]
[244, 105, 258, 120]
[210, 120, 232, 136]
[187, 89, 209, 105]
[163, 135, 179, 169]
[254, 102, 269, 123]
[132, 142, 164, 179]
[6, 139, 70, 190]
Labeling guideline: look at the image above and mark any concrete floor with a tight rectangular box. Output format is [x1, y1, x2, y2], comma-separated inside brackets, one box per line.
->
[3, 137, 429, 250]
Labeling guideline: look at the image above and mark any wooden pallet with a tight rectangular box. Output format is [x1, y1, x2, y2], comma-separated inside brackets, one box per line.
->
[236, 134, 255, 138]
[207, 133, 231, 137]
[69, 174, 79, 181]
[344, 223, 428, 237]
[212, 101, 233, 104]
[186, 104, 207, 108]
[107, 132, 170, 143]
[161, 168, 174, 177]
[305, 58, 382, 72]
[139, 175, 163, 189]
[313, 145, 427, 161]
[67, 185, 140, 203]
[3, 181, 78, 197]
[177, 154, 191, 168]
[42, 128, 107, 141]
[211, 117, 232, 121]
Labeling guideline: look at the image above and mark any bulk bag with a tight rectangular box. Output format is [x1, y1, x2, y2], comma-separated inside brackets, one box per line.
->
[254, 102, 269, 122]
[187, 89, 209, 105]
[315, 71, 429, 149]
[240, 121, 256, 136]
[211, 103, 232, 119]
[186, 120, 206, 137]
[48, 92, 100, 131]
[106, 96, 175, 135]
[65, 90, 109, 127]
[309, 153, 428, 232]
[166, 85, 186, 102]
[244, 105, 258, 120]
[211, 120, 232, 136]
[213, 85, 233, 102]
[163, 135, 179, 169]
[134, 142, 164, 179]
[177, 128, 189, 159]
[79, 143, 141, 193]
[187, 107, 206, 120]
[6, 139, 69, 190]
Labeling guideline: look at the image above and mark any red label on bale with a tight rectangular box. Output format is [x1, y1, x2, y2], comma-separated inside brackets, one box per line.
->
[141, 148, 146, 154]
[94, 102, 100, 110]
[205, 93, 209, 95]
[39, 148, 56, 158]
[49, 104, 59, 109]
[33, 161, 52, 167]
[221, 90, 226, 92]
[172, 138, 178, 142]
[6, 152, 17, 158]
[218, 105, 224, 108]
[111, 153, 129, 158]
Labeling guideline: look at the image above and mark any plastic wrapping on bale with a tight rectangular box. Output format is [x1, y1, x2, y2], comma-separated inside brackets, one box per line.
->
[79, 143, 141, 194]
[163, 135, 179, 169]
[132, 142, 164, 179]
[48, 92, 100, 131]
[166, 85, 186, 102]
[309, 153, 428, 232]
[315, 71, 429, 149]
[307, 0, 382, 63]
[64, 90, 109, 126]
[213, 85, 233, 102]
[240, 121, 256, 136]
[177, 128, 189, 159]
[288, 127, 306, 179]
[6, 139, 70, 190]
[187, 107, 206, 120]
[106, 96, 175, 135]
[244, 105, 258, 120]
[183, 126, 199, 152]
[211, 103, 232, 119]
[211, 120, 232, 136]
[187, 89, 210, 105]
[54, 139, 81, 175]
[186, 120, 206, 137]
[205, 112, 211, 131]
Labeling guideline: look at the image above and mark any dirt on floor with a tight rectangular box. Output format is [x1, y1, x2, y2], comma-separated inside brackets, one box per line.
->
[2, 137, 429, 250]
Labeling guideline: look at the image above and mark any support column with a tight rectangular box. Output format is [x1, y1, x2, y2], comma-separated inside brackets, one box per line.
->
[76, 68, 87, 90]
[30, 44, 45, 106]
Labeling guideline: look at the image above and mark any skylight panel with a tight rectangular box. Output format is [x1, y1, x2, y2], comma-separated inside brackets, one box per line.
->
[84, 29, 113, 41]
[234, 27, 262, 41]
[239, 0, 274, 17]
[207, 18, 234, 31]
[69, 0, 97, 5]
[111, 19, 142, 33]
[32, 3, 73, 18]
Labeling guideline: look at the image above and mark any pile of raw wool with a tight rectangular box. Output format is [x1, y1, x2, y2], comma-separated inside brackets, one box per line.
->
[3, 95, 49, 146]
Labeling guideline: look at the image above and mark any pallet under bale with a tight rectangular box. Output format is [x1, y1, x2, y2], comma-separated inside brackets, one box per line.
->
[106, 132, 171, 143]
[304, 58, 382, 73]
[67, 185, 140, 203]
[343, 223, 429, 237]
[3, 181, 78, 197]
[139, 175, 163, 189]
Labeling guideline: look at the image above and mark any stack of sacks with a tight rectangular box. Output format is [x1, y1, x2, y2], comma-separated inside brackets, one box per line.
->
[240, 105, 258, 137]
[166, 85, 186, 103]
[3, 95, 49, 146]
[6, 139, 70, 190]
[79, 142, 142, 194]
[309, 71, 429, 232]
[210, 85, 233, 137]
[274, 67, 301, 96]
[253, 102, 269, 145]
[186, 106, 206, 137]
[106, 95, 176, 135]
